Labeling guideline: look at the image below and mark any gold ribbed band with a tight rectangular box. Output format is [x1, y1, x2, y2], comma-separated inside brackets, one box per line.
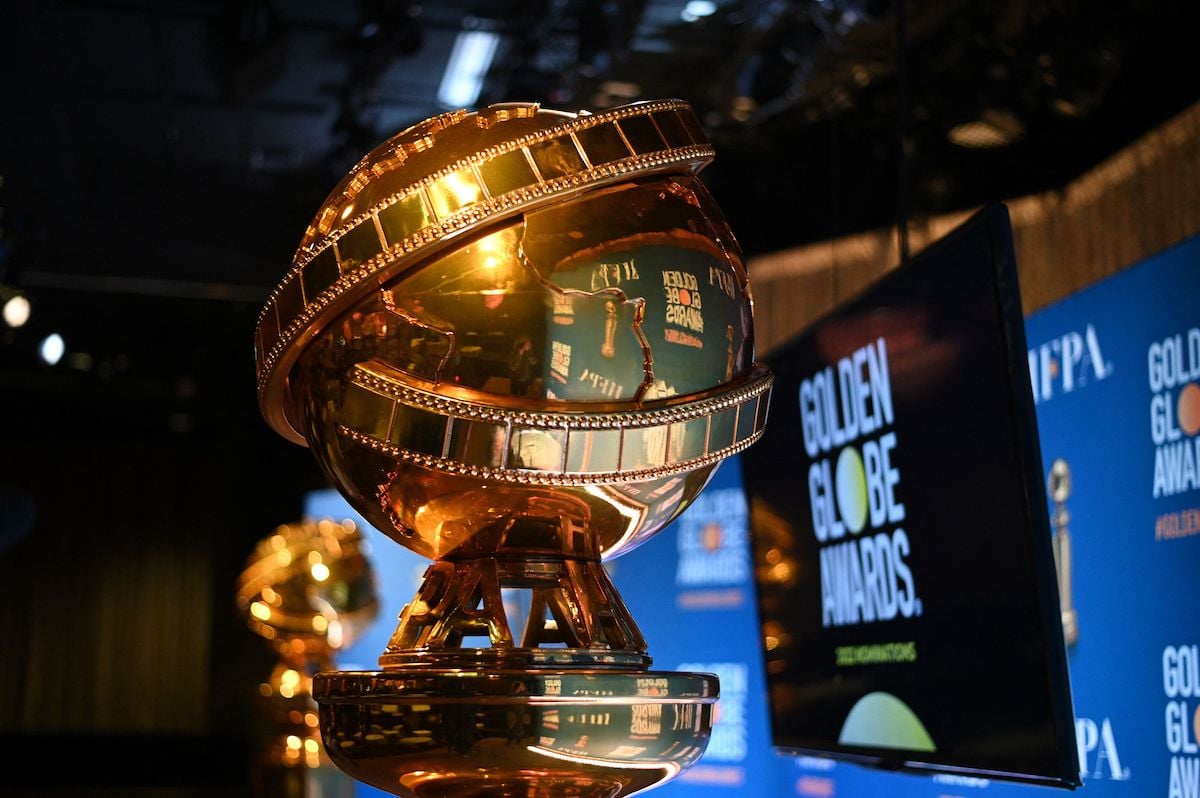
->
[337, 364, 773, 485]
[314, 670, 719, 704]
[256, 100, 715, 441]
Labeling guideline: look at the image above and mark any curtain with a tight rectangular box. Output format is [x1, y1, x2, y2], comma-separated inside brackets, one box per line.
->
[748, 100, 1200, 354]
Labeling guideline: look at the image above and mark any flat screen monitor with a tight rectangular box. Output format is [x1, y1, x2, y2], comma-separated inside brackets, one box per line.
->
[741, 204, 1080, 788]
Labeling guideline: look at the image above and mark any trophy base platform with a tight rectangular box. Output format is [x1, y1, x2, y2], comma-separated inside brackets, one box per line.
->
[313, 667, 718, 798]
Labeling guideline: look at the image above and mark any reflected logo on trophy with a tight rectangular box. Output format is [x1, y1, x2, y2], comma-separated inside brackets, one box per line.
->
[1048, 458, 1079, 647]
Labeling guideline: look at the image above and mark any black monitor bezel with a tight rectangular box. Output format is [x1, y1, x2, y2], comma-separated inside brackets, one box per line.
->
[745, 203, 1080, 788]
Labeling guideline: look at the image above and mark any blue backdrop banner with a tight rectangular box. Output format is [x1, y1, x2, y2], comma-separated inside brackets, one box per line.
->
[311, 232, 1200, 798]
[614, 232, 1200, 797]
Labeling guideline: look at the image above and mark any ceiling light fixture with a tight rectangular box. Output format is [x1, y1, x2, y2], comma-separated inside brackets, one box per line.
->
[39, 333, 64, 366]
[437, 28, 500, 109]
[947, 108, 1025, 150]
[681, 0, 718, 22]
[1, 284, 30, 328]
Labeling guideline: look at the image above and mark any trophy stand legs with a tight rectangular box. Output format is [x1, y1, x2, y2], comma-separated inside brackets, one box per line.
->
[381, 556, 648, 669]
[314, 553, 717, 798]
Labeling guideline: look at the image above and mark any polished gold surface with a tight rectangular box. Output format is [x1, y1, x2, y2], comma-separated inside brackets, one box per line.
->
[316, 670, 717, 798]
[237, 518, 379, 790]
[256, 100, 718, 444]
[257, 99, 771, 797]
[237, 518, 379, 662]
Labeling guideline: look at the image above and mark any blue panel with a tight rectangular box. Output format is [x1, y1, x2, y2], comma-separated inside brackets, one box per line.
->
[303, 489, 430, 798]
[609, 458, 778, 796]
[309, 233, 1200, 796]
[1020, 234, 1200, 797]
[613, 233, 1200, 796]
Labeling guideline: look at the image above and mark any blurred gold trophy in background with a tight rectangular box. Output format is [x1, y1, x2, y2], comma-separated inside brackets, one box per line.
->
[254, 99, 771, 797]
[1047, 459, 1078, 647]
[238, 518, 380, 797]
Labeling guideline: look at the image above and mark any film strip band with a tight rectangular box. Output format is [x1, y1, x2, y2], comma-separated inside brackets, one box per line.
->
[256, 100, 714, 438]
[337, 363, 773, 485]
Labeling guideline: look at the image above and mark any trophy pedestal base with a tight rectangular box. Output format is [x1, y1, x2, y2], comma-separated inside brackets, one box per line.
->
[314, 668, 718, 798]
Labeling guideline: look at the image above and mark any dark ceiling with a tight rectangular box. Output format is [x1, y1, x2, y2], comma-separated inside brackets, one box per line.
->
[1, 0, 1197, 446]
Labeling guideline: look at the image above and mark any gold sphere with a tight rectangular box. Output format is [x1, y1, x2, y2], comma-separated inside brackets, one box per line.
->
[237, 517, 379, 659]
[256, 100, 772, 798]
[237, 518, 379, 783]
[256, 99, 770, 564]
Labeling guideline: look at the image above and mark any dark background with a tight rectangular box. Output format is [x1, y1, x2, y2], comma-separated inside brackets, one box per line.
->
[0, 0, 1196, 792]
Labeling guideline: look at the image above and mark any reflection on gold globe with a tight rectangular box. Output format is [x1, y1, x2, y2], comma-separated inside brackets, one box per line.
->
[237, 518, 379, 795]
[255, 100, 771, 798]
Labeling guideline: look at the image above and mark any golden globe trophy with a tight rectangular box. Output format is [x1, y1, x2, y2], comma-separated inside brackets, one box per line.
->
[1047, 459, 1078, 647]
[254, 100, 772, 797]
[237, 518, 380, 796]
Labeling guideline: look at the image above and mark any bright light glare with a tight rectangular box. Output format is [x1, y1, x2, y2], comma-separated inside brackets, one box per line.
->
[585, 485, 648, 558]
[3, 294, 30, 328]
[39, 333, 65, 365]
[438, 30, 500, 108]
[681, 0, 717, 22]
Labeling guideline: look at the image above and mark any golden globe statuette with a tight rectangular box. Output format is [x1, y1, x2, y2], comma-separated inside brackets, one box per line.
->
[254, 99, 772, 797]
[237, 518, 380, 797]
[1047, 458, 1078, 647]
